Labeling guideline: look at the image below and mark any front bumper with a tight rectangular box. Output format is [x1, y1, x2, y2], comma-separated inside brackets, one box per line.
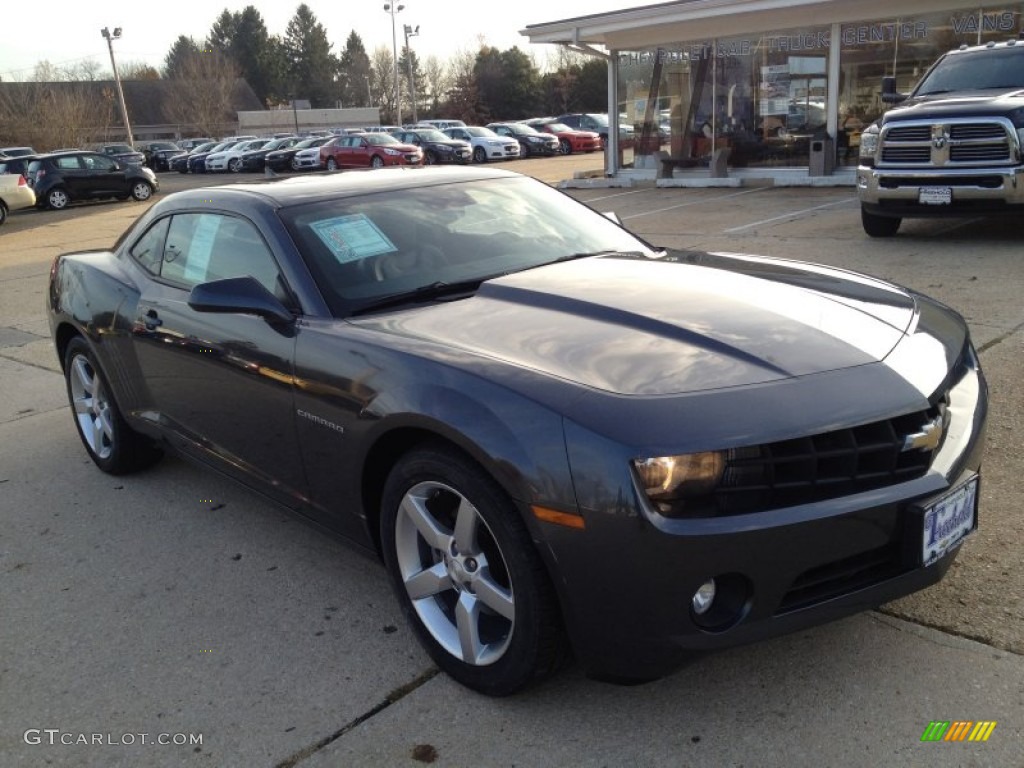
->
[858, 165, 1024, 216]
[547, 346, 988, 682]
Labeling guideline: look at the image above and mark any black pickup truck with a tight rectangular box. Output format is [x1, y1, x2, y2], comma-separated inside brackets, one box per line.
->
[857, 40, 1024, 236]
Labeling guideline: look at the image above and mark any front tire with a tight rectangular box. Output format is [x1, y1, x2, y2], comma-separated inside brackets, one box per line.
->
[861, 207, 901, 237]
[559, 139, 572, 155]
[63, 337, 163, 474]
[381, 445, 565, 696]
[130, 181, 153, 202]
[371, 155, 385, 169]
[473, 146, 487, 164]
[326, 157, 338, 171]
[228, 158, 241, 172]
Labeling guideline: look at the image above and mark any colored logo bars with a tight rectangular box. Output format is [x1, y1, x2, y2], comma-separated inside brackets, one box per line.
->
[921, 721, 997, 742]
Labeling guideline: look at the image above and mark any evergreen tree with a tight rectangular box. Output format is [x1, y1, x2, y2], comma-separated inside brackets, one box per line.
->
[338, 31, 372, 108]
[283, 4, 339, 109]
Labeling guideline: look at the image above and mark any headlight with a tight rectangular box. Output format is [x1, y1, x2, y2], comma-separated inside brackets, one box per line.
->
[527, 136, 543, 143]
[859, 124, 880, 161]
[633, 452, 724, 515]
[384, 148, 400, 155]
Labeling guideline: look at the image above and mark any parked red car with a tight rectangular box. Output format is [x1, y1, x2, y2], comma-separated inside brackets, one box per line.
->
[320, 133, 423, 170]
[524, 119, 603, 155]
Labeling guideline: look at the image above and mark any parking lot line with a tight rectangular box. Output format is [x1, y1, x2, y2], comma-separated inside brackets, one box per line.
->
[622, 187, 768, 220]
[723, 197, 856, 233]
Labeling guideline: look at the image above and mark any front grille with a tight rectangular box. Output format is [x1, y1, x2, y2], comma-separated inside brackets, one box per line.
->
[879, 120, 1014, 167]
[886, 126, 930, 142]
[951, 124, 1005, 140]
[951, 144, 1010, 162]
[882, 147, 931, 163]
[710, 405, 944, 516]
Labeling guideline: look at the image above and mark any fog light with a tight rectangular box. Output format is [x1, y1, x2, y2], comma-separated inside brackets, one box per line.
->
[691, 579, 716, 615]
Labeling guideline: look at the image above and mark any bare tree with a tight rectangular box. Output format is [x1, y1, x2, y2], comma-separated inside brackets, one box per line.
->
[118, 61, 161, 80]
[370, 45, 396, 123]
[164, 46, 241, 137]
[0, 81, 114, 150]
[420, 55, 450, 116]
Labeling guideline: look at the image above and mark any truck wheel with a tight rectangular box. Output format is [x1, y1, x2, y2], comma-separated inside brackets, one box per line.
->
[861, 207, 901, 237]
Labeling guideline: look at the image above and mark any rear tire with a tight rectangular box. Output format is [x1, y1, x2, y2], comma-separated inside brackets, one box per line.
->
[63, 336, 163, 475]
[381, 445, 566, 696]
[326, 157, 338, 171]
[861, 207, 901, 237]
[47, 187, 70, 210]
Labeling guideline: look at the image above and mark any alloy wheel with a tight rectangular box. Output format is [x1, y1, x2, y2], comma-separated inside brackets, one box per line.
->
[394, 480, 515, 666]
[69, 353, 115, 460]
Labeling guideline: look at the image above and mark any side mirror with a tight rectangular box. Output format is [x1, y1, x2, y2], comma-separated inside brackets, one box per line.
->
[881, 76, 907, 104]
[189, 276, 294, 325]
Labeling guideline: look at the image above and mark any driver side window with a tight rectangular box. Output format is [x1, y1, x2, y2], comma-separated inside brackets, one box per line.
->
[158, 213, 288, 301]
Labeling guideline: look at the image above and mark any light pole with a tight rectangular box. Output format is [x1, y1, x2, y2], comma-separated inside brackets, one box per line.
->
[403, 24, 420, 125]
[100, 26, 133, 147]
[383, 3, 404, 124]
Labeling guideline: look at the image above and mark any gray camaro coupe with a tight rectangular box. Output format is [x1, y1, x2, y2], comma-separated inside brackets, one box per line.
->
[47, 167, 987, 695]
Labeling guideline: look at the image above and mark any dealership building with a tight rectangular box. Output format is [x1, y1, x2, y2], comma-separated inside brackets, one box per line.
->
[522, 0, 1023, 183]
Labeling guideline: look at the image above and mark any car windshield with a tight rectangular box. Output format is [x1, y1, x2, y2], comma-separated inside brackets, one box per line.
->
[545, 123, 571, 132]
[105, 145, 134, 153]
[915, 47, 1024, 94]
[280, 175, 656, 316]
[507, 124, 540, 136]
[191, 142, 217, 154]
[366, 134, 401, 146]
[463, 127, 497, 138]
[151, 142, 179, 151]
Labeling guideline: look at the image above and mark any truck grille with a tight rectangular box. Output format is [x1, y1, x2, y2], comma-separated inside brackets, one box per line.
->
[878, 119, 1016, 167]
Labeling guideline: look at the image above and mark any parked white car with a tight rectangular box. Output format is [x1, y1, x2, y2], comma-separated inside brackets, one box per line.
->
[290, 143, 325, 171]
[206, 139, 270, 172]
[0, 172, 36, 227]
[421, 119, 466, 131]
[443, 126, 521, 163]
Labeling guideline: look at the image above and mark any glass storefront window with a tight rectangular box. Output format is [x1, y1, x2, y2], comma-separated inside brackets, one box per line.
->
[838, 6, 1023, 166]
[620, 26, 832, 171]
[617, 4, 1022, 173]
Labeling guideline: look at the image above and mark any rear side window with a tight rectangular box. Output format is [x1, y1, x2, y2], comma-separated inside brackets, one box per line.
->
[56, 156, 82, 170]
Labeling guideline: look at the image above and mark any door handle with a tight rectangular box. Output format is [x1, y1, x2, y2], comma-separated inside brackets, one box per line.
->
[143, 309, 163, 330]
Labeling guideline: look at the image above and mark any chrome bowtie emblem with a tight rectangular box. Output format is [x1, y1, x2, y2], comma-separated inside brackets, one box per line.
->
[902, 413, 945, 452]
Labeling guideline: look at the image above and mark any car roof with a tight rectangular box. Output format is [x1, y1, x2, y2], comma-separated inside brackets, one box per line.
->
[152, 166, 520, 211]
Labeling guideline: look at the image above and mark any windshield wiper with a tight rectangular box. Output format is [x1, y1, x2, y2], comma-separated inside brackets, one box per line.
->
[349, 277, 494, 316]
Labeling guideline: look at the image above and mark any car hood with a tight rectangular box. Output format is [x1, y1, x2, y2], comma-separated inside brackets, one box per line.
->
[355, 252, 920, 396]
[883, 88, 1024, 121]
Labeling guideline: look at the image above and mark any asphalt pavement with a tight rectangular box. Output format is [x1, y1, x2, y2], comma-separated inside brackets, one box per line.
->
[1, 158, 1021, 767]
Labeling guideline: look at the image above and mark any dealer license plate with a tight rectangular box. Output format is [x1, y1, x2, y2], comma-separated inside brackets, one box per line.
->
[919, 187, 952, 205]
[921, 476, 978, 566]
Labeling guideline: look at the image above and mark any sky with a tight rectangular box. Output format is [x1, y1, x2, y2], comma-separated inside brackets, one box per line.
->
[0, 0, 634, 81]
